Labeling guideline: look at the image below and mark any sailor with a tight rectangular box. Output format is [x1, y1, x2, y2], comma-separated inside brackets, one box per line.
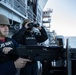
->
[0, 14, 30, 75]
[12, 19, 48, 75]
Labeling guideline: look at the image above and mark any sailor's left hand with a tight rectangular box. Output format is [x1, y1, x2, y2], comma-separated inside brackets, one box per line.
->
[2, 47, 13, 54]
[36, 26, 42, 30]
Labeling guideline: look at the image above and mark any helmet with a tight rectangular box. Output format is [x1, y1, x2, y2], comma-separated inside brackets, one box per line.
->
[0, 14, 10, 25]
[22, 19, 31, 26]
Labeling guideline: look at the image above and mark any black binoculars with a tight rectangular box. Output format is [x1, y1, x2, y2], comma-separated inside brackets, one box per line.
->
[28, 22, 40, 28]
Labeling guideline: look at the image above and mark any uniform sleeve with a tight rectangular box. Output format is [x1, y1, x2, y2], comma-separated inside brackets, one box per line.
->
[12, 38, 19, 47]
[35, 27, 48, 42]
[0, 61, 17, 75]
[0, 48, 4, 56]
[12, 27, 26, 44]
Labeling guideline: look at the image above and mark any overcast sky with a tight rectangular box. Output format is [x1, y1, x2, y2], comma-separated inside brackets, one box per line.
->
[44, 0, 76, 37]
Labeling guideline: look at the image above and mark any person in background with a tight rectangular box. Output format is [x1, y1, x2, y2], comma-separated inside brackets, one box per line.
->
[0, 14, 31, 75]
[12, 19, 48, 75]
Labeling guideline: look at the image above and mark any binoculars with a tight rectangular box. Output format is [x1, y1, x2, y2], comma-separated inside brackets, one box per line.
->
[28, 22, 40, 28]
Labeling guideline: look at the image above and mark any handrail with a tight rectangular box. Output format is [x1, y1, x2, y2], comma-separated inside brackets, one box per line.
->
[0, 0, 41, 22]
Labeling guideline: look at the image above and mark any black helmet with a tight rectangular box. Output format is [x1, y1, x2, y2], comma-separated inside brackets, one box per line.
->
[0, 14, 10, 25]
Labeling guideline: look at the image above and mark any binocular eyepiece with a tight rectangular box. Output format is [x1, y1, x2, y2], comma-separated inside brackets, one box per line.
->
[28, 22, 40, 28]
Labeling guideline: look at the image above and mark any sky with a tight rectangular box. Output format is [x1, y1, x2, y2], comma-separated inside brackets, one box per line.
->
[43, 0, 76, 37]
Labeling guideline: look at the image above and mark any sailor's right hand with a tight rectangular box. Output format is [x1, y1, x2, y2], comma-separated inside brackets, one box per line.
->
[24, 22, 30, 29]
[14, 57, 31, 68]
[24, 21, 33, 29]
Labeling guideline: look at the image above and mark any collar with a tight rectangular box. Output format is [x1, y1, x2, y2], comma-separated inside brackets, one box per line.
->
[0, 38, 5, 42]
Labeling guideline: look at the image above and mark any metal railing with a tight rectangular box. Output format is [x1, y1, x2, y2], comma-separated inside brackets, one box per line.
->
[0, 0, 42, 22]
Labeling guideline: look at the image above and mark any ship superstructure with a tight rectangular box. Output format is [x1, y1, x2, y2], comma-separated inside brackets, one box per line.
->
[0, 0, 48, 36]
